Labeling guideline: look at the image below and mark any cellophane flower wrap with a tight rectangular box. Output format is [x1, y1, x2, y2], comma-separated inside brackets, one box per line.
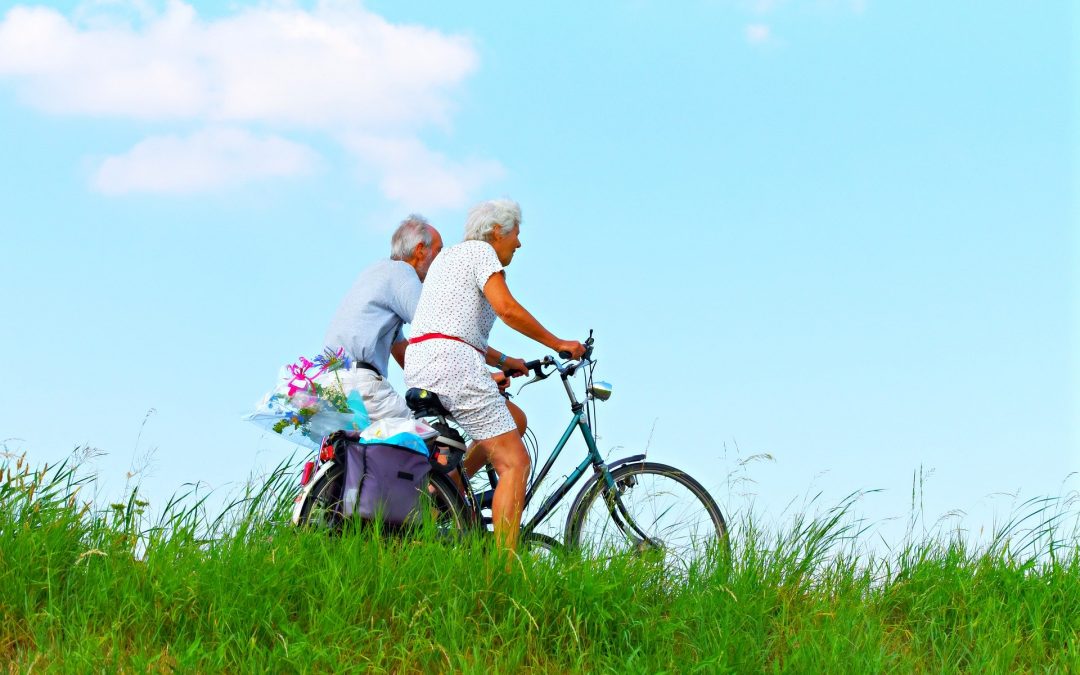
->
[244, 347, 370, 450]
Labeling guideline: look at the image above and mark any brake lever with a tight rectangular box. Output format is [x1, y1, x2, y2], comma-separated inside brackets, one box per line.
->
[515, 359, 554, 395]
[515, 374, 544, 396]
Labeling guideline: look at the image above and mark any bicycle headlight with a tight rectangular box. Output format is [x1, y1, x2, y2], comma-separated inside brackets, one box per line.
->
[588, 381, 613, 401]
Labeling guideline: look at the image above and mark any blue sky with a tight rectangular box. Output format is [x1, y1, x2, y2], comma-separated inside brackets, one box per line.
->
[1, 0, 1075, 544]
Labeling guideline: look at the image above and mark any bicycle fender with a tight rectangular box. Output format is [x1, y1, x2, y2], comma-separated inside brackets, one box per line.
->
[290, 460, 339, 526]
[562, 454, 646, 537]
[604, 454, 647, 473]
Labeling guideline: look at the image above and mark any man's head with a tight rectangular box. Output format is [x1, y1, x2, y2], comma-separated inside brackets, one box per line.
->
[390, 214, 443, 281]
[464, 198, 522, 266]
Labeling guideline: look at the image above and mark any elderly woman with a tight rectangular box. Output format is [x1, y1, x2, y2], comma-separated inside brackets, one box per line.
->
[404, 199, 584, 551]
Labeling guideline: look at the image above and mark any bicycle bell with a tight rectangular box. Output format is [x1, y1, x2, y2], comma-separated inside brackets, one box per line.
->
[587, 380, 613, 401]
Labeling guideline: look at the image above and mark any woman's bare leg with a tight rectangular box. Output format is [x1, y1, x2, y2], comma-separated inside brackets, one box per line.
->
[507, 400, 527, 437]
[476, 429, 530, 551]
[442, 398, 529, 510]
[460, 399, 527, 477]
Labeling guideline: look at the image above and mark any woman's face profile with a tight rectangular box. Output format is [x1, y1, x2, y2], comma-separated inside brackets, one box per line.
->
[491, 222, 521, 266]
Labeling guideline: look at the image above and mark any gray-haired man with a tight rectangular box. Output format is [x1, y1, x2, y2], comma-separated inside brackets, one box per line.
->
[318, 215, 443, 420]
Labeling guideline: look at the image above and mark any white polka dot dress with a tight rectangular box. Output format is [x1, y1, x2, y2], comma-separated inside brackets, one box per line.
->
[404, 241, 517, 441]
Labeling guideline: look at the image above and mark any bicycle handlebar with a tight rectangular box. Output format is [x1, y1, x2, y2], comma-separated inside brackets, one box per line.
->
[558, 332, 595, 362]
[524, 332, 595, 379]
[514, 333, 595, 396]
[578, 332, 595, 363]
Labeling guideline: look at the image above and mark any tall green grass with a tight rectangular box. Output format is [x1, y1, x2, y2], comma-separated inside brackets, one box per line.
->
[2, 451, 1079, 672]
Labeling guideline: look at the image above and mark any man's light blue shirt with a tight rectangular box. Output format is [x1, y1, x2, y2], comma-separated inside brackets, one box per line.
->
[323, 259, 421, 377]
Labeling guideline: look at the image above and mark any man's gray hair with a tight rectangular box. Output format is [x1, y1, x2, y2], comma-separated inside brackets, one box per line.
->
[390, 214, 435, 261]
[464, 199, 521, 242]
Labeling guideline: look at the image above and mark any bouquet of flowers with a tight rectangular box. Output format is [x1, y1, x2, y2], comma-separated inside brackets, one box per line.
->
[244, 347, 371, 450]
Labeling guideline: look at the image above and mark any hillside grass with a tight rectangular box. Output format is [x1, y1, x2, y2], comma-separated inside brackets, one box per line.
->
[2, 453, 1079, 672]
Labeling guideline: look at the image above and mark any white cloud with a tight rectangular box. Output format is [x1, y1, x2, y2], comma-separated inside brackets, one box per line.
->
[745, 23, 772, 44]
[0, 1, 499, 205]
[345, 135, 506, 212]
[92, 127, 318, 194]
[0, 1, 476, 127]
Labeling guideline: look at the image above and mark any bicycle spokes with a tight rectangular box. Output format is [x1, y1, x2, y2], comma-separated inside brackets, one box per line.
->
[567, 463, 728, 573]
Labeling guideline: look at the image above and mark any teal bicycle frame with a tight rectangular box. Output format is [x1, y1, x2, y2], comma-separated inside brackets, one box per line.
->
[518, 406, 612, 537]
[500, 354, 655, 544]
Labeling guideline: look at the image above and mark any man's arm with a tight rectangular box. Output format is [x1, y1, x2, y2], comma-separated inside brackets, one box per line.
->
[391, 338, 408, 370]
[392, 268, 422, 323]
[389, 266, 421, 372]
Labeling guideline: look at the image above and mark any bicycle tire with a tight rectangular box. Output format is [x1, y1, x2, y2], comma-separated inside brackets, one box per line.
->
[564, 462, 729, 572]
[296, 462, 346, 532]
[520, 532, 563, 559]
[295, 462, 469, 535]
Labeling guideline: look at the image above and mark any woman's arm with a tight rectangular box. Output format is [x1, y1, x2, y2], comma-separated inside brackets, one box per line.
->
[484, 346, 528, 376]
[483, 272, 584, 358]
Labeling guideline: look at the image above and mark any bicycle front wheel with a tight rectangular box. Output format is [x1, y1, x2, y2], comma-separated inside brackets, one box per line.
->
[564, 462, 729, 572]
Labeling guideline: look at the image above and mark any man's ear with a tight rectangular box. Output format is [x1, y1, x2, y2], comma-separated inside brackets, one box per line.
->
[412, 241, 426, 260]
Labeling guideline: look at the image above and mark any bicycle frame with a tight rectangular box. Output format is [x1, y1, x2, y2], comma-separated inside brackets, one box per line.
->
[496, 353, 658, 545]
[518, 406, 608, 538]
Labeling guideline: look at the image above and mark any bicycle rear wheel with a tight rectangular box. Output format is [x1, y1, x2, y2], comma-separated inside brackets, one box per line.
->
[296, 462, 346, 531]
[564, 462, 728, 573]
[296, 462, 469, 535]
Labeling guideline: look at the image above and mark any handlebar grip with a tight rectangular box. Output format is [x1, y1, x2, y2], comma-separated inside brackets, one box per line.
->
[524, 359, 543, 375]
[558, 351, 572, 359]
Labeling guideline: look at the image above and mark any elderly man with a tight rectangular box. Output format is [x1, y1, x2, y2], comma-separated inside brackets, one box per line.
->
[319, 215, 443, 421]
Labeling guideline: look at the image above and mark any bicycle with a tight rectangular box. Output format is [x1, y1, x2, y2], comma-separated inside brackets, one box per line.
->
[293, 333, 729, 571]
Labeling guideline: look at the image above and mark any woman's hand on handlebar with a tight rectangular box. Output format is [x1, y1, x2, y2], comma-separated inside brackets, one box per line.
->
[555, 339, 586, 360]
[488, 345, 529, 378]
[501, 356, 530, 377]
[492, 371, 512, 392]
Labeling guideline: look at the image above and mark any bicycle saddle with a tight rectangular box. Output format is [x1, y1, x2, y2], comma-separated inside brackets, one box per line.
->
[405, 388, 451, 417]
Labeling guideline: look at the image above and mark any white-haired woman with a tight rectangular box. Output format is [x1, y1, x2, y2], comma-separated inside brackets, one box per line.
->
[404, 199, 584, 551]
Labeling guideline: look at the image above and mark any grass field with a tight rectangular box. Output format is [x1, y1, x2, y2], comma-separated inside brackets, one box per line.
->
[2, 452, 1079, 672]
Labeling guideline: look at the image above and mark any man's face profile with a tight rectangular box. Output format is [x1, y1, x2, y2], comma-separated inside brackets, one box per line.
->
[417, 230, 443, 281]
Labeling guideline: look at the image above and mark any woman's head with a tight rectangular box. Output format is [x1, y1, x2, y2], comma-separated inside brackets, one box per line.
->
[464, 199, 521, 243]
[464, 198, 522, 266]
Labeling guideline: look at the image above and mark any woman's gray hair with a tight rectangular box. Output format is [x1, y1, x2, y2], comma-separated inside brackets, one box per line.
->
[390, 214, 434, 261]
[464, 199, 521, 242]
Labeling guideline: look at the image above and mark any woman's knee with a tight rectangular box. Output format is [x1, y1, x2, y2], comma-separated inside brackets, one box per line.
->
[485, 433, 530, 475]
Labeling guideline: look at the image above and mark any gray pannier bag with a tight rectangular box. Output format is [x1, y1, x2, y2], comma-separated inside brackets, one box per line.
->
[335, 429, 432, 526]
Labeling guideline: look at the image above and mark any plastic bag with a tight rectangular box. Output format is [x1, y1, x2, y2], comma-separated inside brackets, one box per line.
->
[244, 348, 370, 450]
[358, 417, 438, 456]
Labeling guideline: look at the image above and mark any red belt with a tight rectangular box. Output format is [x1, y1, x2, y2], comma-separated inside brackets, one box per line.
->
[408, 333, 484, 355]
